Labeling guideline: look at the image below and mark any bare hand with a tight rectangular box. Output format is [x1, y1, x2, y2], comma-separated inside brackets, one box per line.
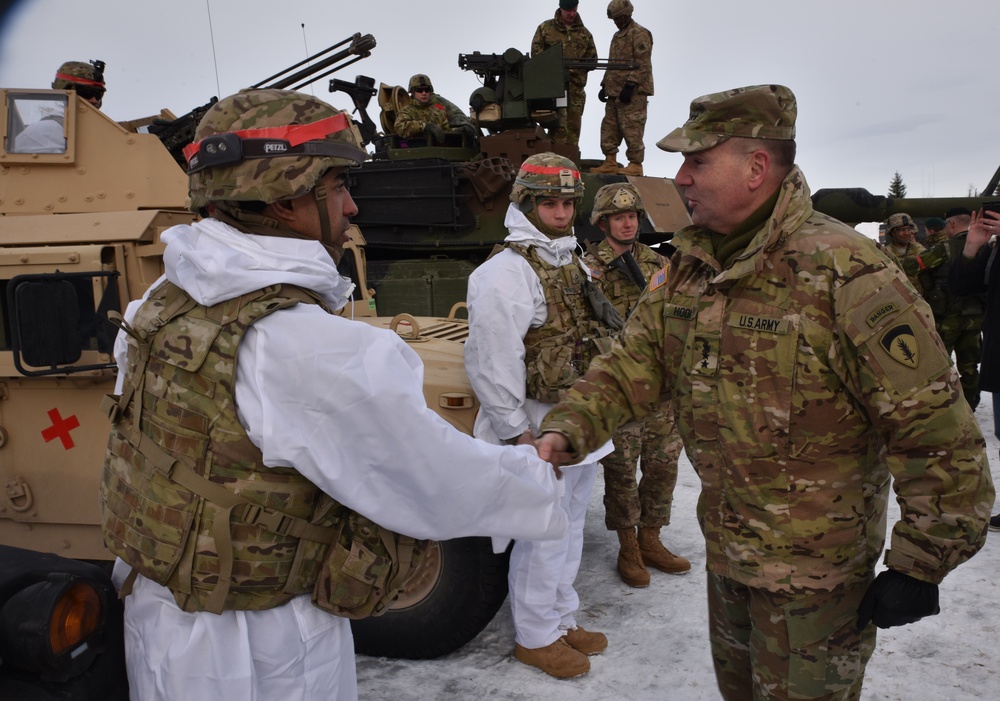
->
[965, 209, 1000, 257]
[535, 432, 572, 479]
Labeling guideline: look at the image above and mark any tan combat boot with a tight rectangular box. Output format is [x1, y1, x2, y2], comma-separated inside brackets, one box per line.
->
[562, 626, 608, 655]
[638, 527, 691, 574]
[590, 156, 619, 174]
[514, 638, 590, 678]
[616, 527, 650, 587]
[621, 162, 643, 176]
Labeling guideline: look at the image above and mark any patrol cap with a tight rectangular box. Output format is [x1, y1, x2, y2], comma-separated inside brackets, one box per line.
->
[925, 216, 946, 231]
[656, 84, 796, 154]
[560, 0, 579, 9]
[885, 213, 916, 232]
[945, 207, 972, 219]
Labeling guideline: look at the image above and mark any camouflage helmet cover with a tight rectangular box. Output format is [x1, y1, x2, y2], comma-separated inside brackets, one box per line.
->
[885, 213, 917, 233]
[52, 60, 105, 91]
[510, 152, 584, 208]
[590, 182, 645, 225]
[607, 0, 634, 18]
[186, 89, 367, 210]
[408, 74, 434, 93]
[657, 84, 796, 154]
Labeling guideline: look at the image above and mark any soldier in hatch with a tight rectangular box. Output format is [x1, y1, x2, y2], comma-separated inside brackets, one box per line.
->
[393, 73, 478, 143]
[14, 59, 106, 153]
[582, 183, 689, 587]
[100, 88, 567, 701]
[538, 84, 993, 700]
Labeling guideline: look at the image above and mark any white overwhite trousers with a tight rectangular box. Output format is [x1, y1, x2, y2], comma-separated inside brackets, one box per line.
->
[508, 461, 598, 649]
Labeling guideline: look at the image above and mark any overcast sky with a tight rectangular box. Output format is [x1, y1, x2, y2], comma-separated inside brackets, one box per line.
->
[2, 0, 998, 201]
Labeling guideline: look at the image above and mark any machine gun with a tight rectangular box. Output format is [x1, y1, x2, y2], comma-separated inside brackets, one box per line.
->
[459, 44, 635, 134]
[330, 75, 378, 146]
[149, 32, 376, 167]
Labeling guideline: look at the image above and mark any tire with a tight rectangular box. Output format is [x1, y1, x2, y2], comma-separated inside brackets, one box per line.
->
[350, 537, 510, 659]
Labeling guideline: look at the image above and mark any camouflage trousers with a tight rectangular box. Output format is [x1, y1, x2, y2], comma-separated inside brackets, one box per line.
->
[599, 94, 648, 165]
[935, 315, 982, 409]
[708, 574, 877, 701]
[551, 83, 587, 147]
[601, 402, 681, 530]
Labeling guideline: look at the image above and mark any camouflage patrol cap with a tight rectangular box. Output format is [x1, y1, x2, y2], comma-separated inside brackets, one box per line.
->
[408, 74, 434, 93]
[657, 84, 797, 154]
[185, 89, 367, 210]
[590, 182, 645, 225]
[607, 0, 634, 18]
[885, 213, 917, 232]
[510, 152, 584, 209]
[52, 60, 106, 91]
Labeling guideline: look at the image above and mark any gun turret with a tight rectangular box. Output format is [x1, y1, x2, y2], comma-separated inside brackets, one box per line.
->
[149, 32, 376, 167]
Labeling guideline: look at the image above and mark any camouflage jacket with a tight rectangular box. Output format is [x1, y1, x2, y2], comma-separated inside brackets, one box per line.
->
[583, 239, 665, 319]
[531, 11, 598, 89]
[879, 240, 930, 296]
[542, 166, 993, 593]
[394, 94, 468, 138]
[922, 231, 987, 319]
[601, 19, 653, 96]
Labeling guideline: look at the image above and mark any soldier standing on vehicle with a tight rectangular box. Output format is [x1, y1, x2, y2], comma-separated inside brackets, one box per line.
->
[537, 84, 993, 700]
[531, 0, 598, 148]
[394, 73, 477, 143]
[14, 59, 106, 153]
[100, 89, 569, 701]
[590, 0, 652, 176]
[465, 153, 617, 679]
[921, 206, 987, 409]
[582, 183, 689, 587]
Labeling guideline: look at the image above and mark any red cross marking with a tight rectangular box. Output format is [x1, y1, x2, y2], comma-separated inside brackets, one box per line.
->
[41, 408, 80, 450]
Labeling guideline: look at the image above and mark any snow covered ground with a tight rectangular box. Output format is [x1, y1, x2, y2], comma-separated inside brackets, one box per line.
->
[356, 396, 1000, 700]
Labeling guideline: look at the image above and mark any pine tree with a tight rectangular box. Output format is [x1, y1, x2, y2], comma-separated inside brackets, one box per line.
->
[888, 171, 907, 198]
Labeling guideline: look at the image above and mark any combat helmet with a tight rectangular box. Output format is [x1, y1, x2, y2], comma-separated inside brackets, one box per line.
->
[52, 60, 106, 103]
[885, 213, 917, 234]
[185, 89, 367, 210]
[510, 152, 584, 213]
[590, 182, 645, 225]
[607, 0, 634, 18]
[408, 74, 434, 94]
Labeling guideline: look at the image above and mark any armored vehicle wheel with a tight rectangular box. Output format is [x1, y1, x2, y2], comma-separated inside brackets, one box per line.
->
[350, 536, 511, 659]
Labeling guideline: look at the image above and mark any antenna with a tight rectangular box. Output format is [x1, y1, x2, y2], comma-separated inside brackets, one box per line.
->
[206, 0, 222, 97]
[301, 23, 314, 95]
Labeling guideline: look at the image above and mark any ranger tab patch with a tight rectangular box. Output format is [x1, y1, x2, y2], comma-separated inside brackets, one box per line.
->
[880, 324, 919, 367]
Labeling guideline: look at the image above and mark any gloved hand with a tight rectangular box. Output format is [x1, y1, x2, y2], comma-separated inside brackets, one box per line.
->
[619, 82, 635, 104]
[424, 123, 446, 144]
[598, 87, 609, 103]
[455, 122, 479, 139]
[856, 569, 940, 630]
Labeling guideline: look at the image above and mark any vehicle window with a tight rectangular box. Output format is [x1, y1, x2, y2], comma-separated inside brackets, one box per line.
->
[6, 93, 68, 154]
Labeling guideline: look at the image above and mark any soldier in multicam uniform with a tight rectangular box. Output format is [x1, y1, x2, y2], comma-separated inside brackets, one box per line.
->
[99, 89, 568, 701]
[465, 152, 616, 680]
[877, 213, 935, 295]
[15, 59, 106, 153]
[920, 206, 986, 409]
[582, 183, 690, 587]
[531, 0, 598, 147]
[393, 73, 478, 143]
[590, 0, 653, 176]
[538, 84, 994, 700]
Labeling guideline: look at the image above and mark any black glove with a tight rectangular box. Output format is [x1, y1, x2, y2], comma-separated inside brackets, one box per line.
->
[424, 123, 446, 144]
[455, 122, 479, 139]
[856, 569, 940, 630]
[619, 82, 635, 104]
[598, 87, 609, 103]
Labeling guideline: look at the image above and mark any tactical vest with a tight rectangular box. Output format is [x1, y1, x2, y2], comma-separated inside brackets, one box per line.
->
[101, 281, 424, 618]
[506, 243, 614, 404]
[585, 241, 665, 320]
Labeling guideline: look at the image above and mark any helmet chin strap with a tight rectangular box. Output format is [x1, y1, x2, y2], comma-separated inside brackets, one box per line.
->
[313, 181, 345, 264]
